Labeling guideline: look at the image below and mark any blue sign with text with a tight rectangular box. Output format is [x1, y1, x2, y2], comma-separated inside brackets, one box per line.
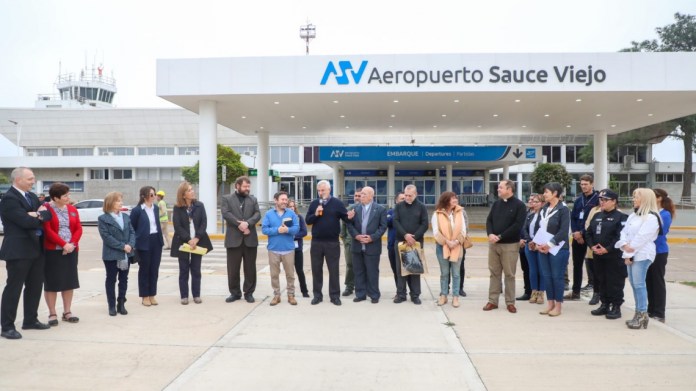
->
[320, 146, 510, 162]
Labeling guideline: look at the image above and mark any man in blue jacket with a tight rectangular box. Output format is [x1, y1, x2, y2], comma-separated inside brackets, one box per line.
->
[567, 174, 599, 301]
[262, 191, 300, 306]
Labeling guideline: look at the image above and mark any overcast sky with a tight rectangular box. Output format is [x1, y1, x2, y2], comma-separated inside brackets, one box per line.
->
[0, 0, 694, 160]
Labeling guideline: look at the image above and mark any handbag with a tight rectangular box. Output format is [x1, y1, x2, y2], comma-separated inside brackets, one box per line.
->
[462, 235, 473, 249]
[398, 241, 425, 276]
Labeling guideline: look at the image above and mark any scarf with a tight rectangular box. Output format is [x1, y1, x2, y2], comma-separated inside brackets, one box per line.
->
[434, 205, 465, 261]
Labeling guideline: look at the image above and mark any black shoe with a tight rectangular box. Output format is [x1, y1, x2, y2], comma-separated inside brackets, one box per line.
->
[564, 292, 581, 301]
[588, 293, 600, 305]
[244, 294, 255, 303]
[342, 288, 353, 297]
[302, 292, 310, 298]
[353, 297, 366, 302]
[591, 303, 609, 316]
[581, 284, 594, 292]
[412, 297, 422, 305]
[225, 295, 241, 303]
[459, 291, 467, 297]
[393, 296, 407, 304]
[330, 298, 342, 306]
[371, 298, 379, 304]
[1, 329, 22, 339]
[605, 304, 622, 320]
[117, 297, 128, 315]
[311, 297, 323, 305]
[516, 293, 531, 301]
[564, 283, 570, 291]
[109, 306, 117, 316]
[21, 321, 50, 330]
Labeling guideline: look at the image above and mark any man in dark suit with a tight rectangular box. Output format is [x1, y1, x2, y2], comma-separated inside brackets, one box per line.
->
[347, 187, 387, 303]
[1, 167, 53, 339]
[221, 176, 261, 303]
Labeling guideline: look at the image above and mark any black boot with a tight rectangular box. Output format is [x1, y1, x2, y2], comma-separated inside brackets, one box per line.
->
[108, 306, 117, 316]
[605, 304, 622, 320]
[591, 303, 609, 316]
[588, 293, 600, 305]
[117, 297, 128, 315]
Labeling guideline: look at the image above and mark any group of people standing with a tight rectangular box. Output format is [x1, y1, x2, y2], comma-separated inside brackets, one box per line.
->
[0, 167, 676, 340]
[495, 174, 673, 330]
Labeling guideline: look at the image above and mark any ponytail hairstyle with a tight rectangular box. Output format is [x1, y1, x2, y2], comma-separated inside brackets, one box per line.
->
[653, 188, 676, 218]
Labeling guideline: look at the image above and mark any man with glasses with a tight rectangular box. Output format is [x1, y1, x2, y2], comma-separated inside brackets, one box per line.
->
[392, 185, 429, 305]
[585, 189, 628, 319]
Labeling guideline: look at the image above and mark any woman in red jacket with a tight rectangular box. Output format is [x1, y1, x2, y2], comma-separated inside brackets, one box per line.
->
[42, 183, 83, 326]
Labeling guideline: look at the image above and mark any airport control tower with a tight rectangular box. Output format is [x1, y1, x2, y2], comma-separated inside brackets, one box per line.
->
[35, 64, 117, 108]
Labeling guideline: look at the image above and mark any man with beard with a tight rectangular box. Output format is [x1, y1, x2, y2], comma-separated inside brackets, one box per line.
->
[222, 176, 261, 303]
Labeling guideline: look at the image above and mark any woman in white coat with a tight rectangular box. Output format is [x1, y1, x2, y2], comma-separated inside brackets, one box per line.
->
[616, 188, 661, 330]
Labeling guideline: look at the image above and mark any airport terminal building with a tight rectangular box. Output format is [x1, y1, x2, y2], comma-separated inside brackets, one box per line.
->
[2, 52, 696, 233]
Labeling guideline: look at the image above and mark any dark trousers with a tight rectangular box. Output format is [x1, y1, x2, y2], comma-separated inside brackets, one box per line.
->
[137, 233, 163, 297]
[395, 247, 421, 299]
[178, 253, 202, 299]
[595, 254, 626, 306]
[353, 251, 380, 300]
[343, 242, 354, 291]
[294, 248, 309, 294]
[586, 257, 596, 288]
[388, 245, 399, 289]
[647, 252, 668, 318]
[226, 243, 257, 296]
[459, 249, 467, 293]
[104, 260, 129, 308]
[1, 255, 44, 331]
[310, 240, 341, 300]
[571, 240, 587, 293]
[519, 246, 530, 295]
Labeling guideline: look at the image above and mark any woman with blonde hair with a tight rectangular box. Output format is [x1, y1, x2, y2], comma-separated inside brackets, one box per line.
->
[521, 193, 545, 305]
[617, 188, 661, 330]
[171, 182, 212, 305]
[432, 191, 466, 308]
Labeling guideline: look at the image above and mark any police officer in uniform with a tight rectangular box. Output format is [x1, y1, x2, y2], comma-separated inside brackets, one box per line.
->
[585, 189, 628, 320]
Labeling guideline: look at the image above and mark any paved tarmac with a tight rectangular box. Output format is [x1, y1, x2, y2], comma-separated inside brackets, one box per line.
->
[1, 227, 695, 391]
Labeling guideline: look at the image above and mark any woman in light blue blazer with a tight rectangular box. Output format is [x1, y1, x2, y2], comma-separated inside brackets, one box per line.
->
[97, 192, 136, 316]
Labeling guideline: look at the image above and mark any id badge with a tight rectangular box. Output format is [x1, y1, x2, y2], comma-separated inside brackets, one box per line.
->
[595, 223, 601, 235]
[579, 211, 584, 220]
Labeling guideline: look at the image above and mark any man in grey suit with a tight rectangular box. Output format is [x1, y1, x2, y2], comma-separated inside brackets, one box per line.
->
[221, 176, 261, 303]
[346, 187, 388, 303]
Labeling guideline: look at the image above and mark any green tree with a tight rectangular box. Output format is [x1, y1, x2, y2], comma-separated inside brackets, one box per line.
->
[530, 163, 573, 195]
[621, 12, 696, 200]
[182, 144, 247, 193]
[0, 172, 8, 184]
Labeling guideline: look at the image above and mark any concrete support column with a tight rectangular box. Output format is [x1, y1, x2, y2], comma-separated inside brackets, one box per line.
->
[484, 169, 490, 196]
[332, 166, 343, 197]
[502, 165, 510, 180]
[516, 172, 523, 199]
[257, 131, 270, 206]
[199, 100, 218, 234]
[387, 164, 395, 206]
[446, 164, 453, 192]
[594, 130, 608, 190]
[434, 168, 441, 196]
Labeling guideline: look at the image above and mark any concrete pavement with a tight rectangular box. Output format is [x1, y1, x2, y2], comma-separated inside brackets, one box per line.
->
[1, 228, 695, 390]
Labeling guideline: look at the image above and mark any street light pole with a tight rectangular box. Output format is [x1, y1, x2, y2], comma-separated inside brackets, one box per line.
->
[299, 22, 316, 55]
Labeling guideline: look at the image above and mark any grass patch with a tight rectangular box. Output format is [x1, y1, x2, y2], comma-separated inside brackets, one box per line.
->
[679, 281, 696, 288]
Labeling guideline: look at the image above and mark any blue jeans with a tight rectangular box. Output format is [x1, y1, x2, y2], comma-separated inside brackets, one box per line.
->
[436, 244, 461, 296]
[538, 248, 569, 302]
[524, 247, 544, 291]
[627, 259, 652, 312]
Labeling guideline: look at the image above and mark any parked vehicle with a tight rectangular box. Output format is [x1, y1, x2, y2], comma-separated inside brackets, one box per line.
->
[74, 199, 131, 225]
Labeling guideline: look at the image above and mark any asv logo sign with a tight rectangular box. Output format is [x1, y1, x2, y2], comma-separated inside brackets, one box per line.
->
[320, 61, 368, 85]
[329, 150, 345, 158]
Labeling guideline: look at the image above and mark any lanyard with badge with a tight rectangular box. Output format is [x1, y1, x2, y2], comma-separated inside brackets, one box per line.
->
[579, 192, 597, 220]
